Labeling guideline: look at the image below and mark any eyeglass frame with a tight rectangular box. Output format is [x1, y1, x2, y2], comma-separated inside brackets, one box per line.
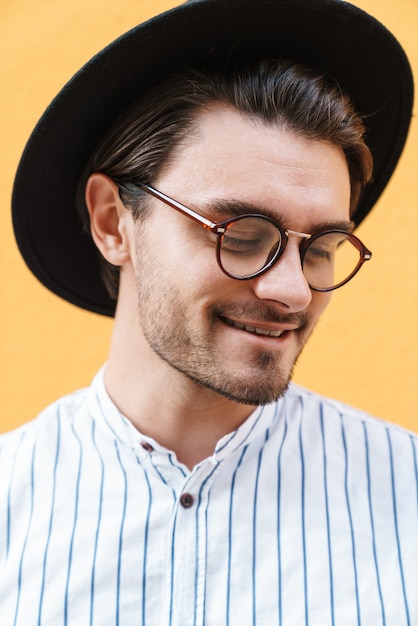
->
[115, 180, 372, 292]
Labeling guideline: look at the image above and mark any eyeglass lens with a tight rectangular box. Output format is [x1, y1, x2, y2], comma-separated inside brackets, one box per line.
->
[219, 217, 363, 290]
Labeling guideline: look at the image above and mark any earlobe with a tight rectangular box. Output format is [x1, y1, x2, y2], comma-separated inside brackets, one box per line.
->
[85, 173, 132, 266]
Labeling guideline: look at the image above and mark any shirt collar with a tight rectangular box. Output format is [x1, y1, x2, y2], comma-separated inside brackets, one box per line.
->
[89, 366, 283, 467]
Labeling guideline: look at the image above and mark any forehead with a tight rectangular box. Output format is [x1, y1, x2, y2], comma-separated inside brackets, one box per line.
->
[156, 104, 351, 229]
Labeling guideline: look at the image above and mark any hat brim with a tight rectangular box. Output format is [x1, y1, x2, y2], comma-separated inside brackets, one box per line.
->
[12, 0, 414, 317]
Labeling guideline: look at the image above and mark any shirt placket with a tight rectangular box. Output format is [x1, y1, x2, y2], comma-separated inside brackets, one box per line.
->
[161, 459, 221, 626]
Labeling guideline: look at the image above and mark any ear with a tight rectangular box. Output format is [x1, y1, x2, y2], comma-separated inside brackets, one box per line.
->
[85, 173, 132, 266]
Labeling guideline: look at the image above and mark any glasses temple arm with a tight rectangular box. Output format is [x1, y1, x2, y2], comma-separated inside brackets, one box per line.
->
[137, 182, 218, 231]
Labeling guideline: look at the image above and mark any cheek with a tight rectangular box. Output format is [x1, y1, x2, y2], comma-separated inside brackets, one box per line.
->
[168, 238, 226, 300]
[135, 213, 255, 313]
[142, 236, 223, 310]
[146, 213, 218, 274]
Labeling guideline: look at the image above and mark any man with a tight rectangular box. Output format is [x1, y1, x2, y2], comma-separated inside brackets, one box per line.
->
[1, 0, 417, 624]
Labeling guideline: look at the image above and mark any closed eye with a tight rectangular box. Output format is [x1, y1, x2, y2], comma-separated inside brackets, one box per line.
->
[221, 232, 265, 253]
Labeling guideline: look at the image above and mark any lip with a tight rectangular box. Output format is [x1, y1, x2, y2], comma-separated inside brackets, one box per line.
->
[220, 315, 298, 338]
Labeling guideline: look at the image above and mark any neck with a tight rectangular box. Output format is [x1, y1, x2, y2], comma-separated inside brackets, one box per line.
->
[104, 298, 255, 470]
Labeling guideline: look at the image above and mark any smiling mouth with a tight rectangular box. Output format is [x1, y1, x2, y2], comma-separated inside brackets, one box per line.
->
[221, 317, 287, 338]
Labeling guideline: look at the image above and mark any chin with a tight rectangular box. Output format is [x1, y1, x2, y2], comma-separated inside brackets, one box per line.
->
[194, 364, 294, 407]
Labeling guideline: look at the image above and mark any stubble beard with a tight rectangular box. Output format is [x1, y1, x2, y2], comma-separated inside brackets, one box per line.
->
[136, 279, 310, 406]
[143, 316, 306, 405]
[134, 234, 311, 406]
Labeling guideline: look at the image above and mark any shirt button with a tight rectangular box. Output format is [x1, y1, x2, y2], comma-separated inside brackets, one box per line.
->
[180, 493, 194, 508]
[141, 442, 154, 452]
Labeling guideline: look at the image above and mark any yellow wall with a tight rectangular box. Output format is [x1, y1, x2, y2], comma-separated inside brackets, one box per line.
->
[1, 0, 417, 433]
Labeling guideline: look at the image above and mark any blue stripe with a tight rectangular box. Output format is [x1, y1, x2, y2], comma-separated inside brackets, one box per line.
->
[6, 432, 26, 559]
[38, 416, 61, 625]
[193, 461, 221, 626]
[141, 464, 153, 625]
[168, 452, 188, 477]
[95, 391, 125, 443]
[217, 406, 264, 453]
[89, 419, 105, 626]
[168, 508, 178, 626]
[386, 429, 411, 625]
[252, 430, 269, 626]
[299, 401, 309, 625]
[226, 446, 248, 626]
[13, 440, 36, 626]
[150, 455, 177, 504]
[64, 423, 83, 626]
[340, 416, 361, 626]
[201, 485, 212, 625]
[114, 440, 128, 626]
[277, 416, 288, 625]
[363, 422, 386, 626]
[411, 435, 418, 514]
[320, 406, 335, 626]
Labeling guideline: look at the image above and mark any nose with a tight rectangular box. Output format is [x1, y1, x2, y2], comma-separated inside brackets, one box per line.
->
[251, 241, 312, 312]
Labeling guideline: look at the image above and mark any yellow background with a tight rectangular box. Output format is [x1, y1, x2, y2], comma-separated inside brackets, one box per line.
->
[1, 0, 417, 433]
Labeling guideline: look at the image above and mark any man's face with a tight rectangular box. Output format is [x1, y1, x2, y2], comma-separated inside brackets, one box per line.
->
[129, 104, 351, 405]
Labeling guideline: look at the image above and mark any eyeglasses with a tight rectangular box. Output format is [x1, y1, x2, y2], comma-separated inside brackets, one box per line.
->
[116, 180, 372, 292]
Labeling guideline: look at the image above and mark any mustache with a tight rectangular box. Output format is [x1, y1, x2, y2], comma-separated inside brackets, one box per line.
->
[212, 304, 308, 329]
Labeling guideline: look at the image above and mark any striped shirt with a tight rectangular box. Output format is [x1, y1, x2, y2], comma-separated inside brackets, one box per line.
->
[0, 368, 417, 625]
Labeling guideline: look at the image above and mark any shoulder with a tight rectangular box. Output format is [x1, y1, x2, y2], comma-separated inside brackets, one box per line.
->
[280, 385, 417, 509]
[286, 383, 418, 432]
[0, 386, 91, 462]
[0, 385, 101, 521]
[286, 383, 418, 446]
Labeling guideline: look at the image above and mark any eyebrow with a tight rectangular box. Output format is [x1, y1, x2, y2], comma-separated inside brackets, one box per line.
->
[199, 198, 355, 233]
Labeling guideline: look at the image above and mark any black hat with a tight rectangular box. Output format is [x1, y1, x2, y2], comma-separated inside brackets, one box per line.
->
[12, 0, 414, 317]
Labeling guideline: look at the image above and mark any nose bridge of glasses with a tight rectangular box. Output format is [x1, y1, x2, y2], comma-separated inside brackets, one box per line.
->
[285, 228, 312, 242]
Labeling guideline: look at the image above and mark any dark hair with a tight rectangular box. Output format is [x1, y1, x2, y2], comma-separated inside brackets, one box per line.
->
[78, 59, 373, 299]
